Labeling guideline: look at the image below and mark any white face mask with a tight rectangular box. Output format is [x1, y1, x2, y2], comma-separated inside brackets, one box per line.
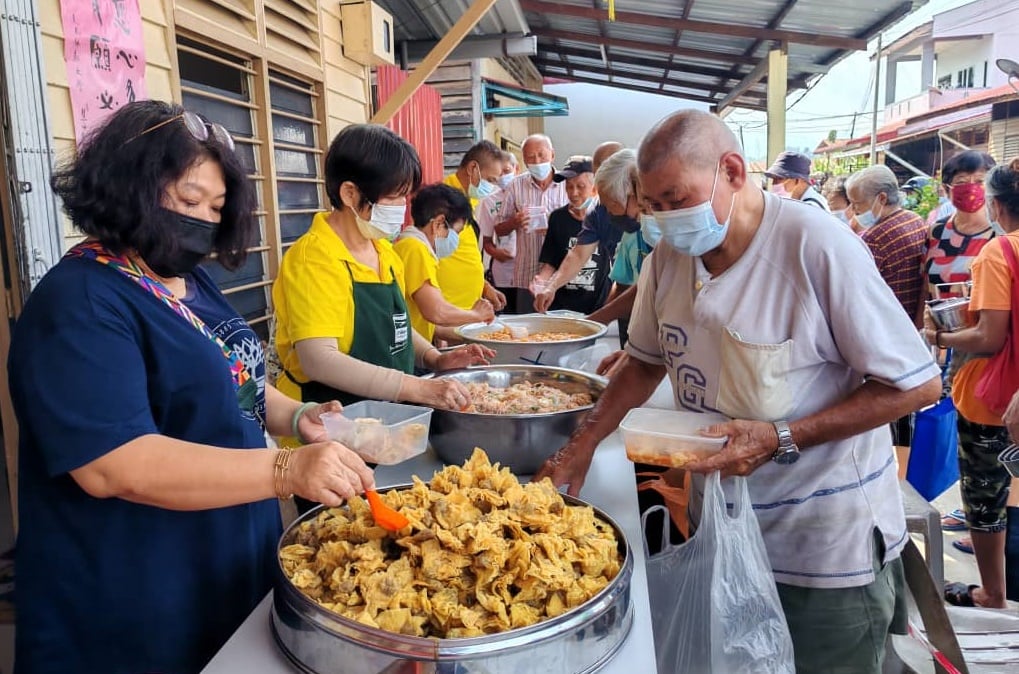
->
[527, 162, 552, 181]
[352, 202, 405, 240]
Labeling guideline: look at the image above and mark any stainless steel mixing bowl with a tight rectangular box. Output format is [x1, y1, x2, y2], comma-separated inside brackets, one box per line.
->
[427, 366, 606, 474]
[271, 488, 634, 674]
[456, 316, 608, 367]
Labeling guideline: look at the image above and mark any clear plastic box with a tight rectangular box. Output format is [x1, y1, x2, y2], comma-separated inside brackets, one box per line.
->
[619, 408, 729, 468]
[320, 401, 432, 465]
[558, 343, 613, 374]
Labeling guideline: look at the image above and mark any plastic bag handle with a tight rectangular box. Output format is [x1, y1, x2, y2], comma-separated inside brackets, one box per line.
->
[640, 504, 672, 557]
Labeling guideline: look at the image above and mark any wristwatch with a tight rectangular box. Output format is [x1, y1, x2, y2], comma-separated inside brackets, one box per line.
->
[772, 420, 801, 465]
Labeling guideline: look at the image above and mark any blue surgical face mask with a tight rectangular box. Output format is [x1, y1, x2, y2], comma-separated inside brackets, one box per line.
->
[987, 203, 1005, 235]
[571, 196, 595, 212]
[469, 178, 497, 200]
[434, 227, 460, 258]
[527, 162, 552, 181]
[854, 198, 880, 229]
[639, 214, 662, 247]
[832, 210, 850, 225]
[498, 173, 514, 189]
[652, 164, 734, 256]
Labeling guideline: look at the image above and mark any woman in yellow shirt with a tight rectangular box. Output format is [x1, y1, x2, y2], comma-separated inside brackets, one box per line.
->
[394, 183, 495, 343]
[273, 124, 491, 412]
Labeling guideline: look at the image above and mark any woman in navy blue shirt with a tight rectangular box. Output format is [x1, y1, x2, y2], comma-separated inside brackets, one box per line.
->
[7, 100, 375, 673]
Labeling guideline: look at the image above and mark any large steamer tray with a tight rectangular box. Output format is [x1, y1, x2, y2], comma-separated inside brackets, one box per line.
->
[455, 315, 608, 367]
[271, 487, 634, 674]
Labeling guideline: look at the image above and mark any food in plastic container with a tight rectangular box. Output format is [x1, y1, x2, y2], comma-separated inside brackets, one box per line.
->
[320, 401, 432, 465]
[620, 408, 729, 468]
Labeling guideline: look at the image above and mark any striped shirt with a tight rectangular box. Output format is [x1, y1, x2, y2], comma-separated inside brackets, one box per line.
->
[497, 173, 568, 288]
[861, 208, 928, 320]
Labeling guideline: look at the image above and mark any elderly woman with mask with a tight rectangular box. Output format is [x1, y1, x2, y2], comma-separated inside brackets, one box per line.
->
[8, 100, 375, 673]
[273, 124, 492, 417]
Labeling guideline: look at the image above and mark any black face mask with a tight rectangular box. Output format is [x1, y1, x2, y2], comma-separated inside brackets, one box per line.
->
[143, 209, 220, 277]
[609, 214, 640, 233]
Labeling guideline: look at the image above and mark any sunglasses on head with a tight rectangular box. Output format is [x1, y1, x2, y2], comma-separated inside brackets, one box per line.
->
[126, 110, 235, 151]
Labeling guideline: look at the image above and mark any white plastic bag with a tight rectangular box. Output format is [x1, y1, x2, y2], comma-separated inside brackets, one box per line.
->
[643, 472, 794, 674]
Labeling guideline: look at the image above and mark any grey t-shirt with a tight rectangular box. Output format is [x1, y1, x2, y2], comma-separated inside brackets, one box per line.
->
[626, 191, 940, 589]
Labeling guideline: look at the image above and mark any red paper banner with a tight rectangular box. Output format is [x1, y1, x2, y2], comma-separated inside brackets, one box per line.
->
[59, 0, 147, 143]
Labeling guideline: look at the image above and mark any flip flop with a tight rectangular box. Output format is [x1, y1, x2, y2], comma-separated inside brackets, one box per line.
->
[944, 581, 978, 607]
[951, 538, 974, 554]
[941, 509, 968, 531]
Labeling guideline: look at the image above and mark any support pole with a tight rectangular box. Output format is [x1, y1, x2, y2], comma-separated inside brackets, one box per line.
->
[371, 0, 501, 125]
[870, 33, 882, 165]
[766, 44, 788, 165]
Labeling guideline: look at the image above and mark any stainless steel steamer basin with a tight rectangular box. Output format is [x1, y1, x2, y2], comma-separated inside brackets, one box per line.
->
[455, 316, 608, 367]
[426, 366, 607, 475]
[271, 491, 634, 674]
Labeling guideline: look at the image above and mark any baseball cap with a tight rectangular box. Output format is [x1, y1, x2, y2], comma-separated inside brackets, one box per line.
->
[553, 157, 594, 182]
[764, 151, 811, 181]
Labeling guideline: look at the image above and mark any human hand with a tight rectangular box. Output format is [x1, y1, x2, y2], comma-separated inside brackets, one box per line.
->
[409, 377, 472, 410]
[491, 248, 514, 263]
[436, 344, 495, 371]
[295, 400, 343, 443]
[471, 298, 496, 323]
[286, 441, 375, 506]
[533, 440, 597, 497]
[923, 306, 937, 333]
[1004, 389, 1019, 444]
[510, 210, 529, 231]
[683, 419, 779, 477]
[484, 285, 507, 311]
[596, 350, 626, 377]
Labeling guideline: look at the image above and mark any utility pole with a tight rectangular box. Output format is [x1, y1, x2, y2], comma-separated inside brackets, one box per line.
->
[869, 33, 882, 166]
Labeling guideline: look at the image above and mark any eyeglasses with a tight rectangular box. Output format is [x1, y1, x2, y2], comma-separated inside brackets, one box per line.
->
[126, 110, 235, 151]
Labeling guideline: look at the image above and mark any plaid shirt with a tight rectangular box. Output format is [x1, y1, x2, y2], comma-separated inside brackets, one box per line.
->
[498, 173, 568, 288]
[861, 207, 928, 320]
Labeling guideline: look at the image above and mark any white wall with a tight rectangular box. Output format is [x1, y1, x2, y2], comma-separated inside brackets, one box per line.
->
[935, 40, 993, 88]
[541, 83, 709, 160]
[933, 0, 1019, 89]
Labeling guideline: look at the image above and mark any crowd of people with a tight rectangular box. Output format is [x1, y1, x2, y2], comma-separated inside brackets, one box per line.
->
[6, 97, 1019, 673]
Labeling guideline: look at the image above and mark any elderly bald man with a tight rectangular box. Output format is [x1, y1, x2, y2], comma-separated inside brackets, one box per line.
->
[533, 141, 625, 314]
[492, 134, 569, 313]
[846, 165, 928, 323]
[536, 110, 942, 673]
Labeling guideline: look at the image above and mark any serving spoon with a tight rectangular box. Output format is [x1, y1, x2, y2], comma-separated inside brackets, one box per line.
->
[365, 489, 409, 532]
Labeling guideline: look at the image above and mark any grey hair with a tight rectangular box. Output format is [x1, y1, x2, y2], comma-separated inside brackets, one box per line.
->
[845, 165, 902, 206]
[595, 149, 637, 205]
[522, 134, 553, 153]
[500, 150, 518, 167]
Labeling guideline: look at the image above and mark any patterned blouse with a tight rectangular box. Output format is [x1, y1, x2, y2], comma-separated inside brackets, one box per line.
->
[924, 217, 995, 296]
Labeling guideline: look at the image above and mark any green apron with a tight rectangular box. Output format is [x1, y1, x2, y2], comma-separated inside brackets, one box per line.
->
[287, 261, 414, 406]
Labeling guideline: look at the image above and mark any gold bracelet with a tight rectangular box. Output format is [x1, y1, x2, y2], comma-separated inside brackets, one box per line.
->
[274, 448, 295, 500]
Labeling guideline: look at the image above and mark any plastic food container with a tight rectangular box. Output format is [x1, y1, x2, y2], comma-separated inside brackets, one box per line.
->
[526, 205, 547, 231]
[558, 342, 613, 374]
[619, 408, 729, 468]
[320, 401, 432, 465]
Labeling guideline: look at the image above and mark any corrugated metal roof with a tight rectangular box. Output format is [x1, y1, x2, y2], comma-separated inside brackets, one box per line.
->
[524, 0, 930, 110]
[381, 0, 929, 111]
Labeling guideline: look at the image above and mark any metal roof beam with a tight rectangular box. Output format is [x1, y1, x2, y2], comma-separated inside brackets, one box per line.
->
[519, 0, 867, 50]
[531, 27, 758, 65]
[819, 1, 914, 67]
[538, 44, 744, 82]
[533, 59, 766, 105]
[715, 52, 774, 114]
[542, 71, 748, 106]
[710, 0, 798, 102]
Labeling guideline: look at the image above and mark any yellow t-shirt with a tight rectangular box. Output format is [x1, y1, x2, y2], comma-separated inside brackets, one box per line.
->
[392, 232, 439, 343]
[272, 212, 406, 402]
[951, 233, 1017, 426]
[439, 173, 486, 309]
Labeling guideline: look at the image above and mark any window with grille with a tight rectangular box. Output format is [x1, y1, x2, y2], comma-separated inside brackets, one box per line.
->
[177, 38, 273, 339]
[269, 70, 324, 245]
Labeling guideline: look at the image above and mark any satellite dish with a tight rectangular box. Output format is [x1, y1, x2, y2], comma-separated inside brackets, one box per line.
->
[997, 58, 1019, 92]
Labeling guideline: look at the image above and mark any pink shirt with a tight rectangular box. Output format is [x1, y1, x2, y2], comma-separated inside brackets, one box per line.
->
[497, 173, 568, 288]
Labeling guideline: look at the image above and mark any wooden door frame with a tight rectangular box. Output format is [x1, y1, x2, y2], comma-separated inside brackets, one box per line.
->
[0, 96, 19, 529]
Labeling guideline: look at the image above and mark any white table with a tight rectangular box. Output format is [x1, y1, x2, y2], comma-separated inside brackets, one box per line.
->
[203, 432, 658, 674]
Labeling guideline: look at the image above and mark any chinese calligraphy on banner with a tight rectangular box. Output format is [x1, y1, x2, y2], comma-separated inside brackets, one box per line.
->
[59, 0, 147, 143]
